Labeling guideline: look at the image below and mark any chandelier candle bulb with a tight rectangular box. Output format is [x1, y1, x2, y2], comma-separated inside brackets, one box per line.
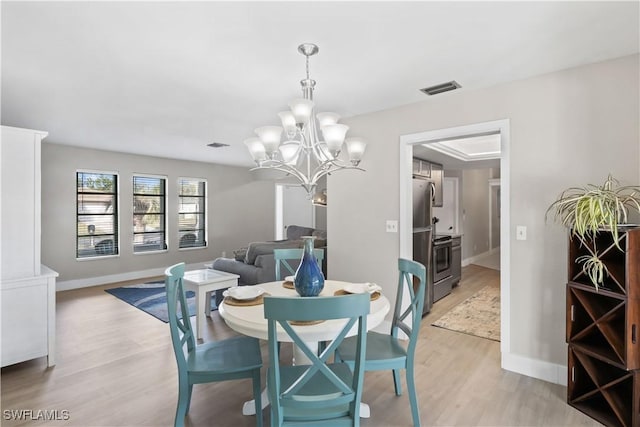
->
[254, 126, 283, 155]
[244, 43, 366, 196]
[278, 111, 297, 135]
[279, 142, 300, 165]
[288, 98, 314, 125]
[345, 137, 366, 165]
[316, 112, 341, 127]
[244, 137, 267, 162]
[322, 124, 349, 155]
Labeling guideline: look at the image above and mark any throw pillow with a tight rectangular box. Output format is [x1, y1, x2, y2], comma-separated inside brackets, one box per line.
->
[233, 247, 247, 261]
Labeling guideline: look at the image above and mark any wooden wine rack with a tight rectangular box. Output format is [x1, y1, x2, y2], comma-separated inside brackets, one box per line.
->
[566, 227, 640, 426]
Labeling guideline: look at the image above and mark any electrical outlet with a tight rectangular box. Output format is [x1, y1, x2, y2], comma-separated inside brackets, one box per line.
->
[516, 226, 527, 241]
[386, 220, 398, 233]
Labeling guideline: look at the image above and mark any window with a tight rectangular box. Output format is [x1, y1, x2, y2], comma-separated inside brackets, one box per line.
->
[178, 178, 207, 248]
[76, 171, 119, 258]
[133, 175, 167, 253]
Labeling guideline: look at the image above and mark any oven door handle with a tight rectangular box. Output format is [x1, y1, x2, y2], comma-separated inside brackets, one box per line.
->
[433, 240, 452, 247]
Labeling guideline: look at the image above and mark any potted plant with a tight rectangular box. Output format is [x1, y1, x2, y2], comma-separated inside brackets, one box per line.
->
[546, 174, 640, 289]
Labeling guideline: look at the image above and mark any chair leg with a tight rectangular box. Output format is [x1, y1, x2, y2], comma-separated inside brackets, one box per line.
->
[253, 370, 263, 427]
[393, 369, 402, 396]
[185, 384, 193, 414]
[175, 378, 190, 427]
[406, 366, 421, 427]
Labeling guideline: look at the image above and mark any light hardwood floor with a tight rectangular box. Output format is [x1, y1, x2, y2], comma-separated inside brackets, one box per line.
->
[1, 265, 600, 426]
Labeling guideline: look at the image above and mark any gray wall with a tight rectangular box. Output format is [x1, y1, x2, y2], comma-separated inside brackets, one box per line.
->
[42, 144, 275, 282]
[461, 168, 492, 259]
[328, 54, 639, 367]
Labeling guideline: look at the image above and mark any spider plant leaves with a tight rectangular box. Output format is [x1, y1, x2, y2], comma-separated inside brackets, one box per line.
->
[546, 175, 640, 251]
[547, 175, 640, 289]
[575, 254, 608, 291]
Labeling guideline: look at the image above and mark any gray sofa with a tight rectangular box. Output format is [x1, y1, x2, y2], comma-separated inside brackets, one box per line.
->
[211, 225, 327, 287]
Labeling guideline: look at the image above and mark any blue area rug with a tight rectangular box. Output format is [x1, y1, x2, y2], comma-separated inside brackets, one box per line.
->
[105, 281, 217, 323]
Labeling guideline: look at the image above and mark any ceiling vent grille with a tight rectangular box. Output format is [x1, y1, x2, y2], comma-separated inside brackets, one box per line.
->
[420, 80, 461, 96]
[207, 142, 230, 148]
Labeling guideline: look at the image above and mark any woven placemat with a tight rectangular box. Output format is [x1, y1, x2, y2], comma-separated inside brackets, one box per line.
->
[289, 319, 325, 326]
[282, 281, 294, 289]
[334, 290, 381, 301]
[224, 292, 271, 307]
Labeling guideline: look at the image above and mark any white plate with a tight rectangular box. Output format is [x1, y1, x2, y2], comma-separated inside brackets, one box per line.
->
[224, 286, 265, 300]
[343, 282, 381, 295]
[284, 275, 295, 282]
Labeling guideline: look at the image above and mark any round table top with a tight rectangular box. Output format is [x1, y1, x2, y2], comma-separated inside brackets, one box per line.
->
[218, 280, 390, 342]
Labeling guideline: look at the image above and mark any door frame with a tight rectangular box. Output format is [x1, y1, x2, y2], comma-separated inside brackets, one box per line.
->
[274, 183, 316, 240]
[488, 178, 501, 251]
[399, 118, 511, 362]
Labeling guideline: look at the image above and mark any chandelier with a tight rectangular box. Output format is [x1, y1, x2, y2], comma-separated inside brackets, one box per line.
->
[244, 43, 367, 196]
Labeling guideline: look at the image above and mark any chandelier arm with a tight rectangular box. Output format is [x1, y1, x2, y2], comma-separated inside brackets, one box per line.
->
[309, 163, 365, 185]
[307, 114, 329, 162]
[250, 163, 311, 186]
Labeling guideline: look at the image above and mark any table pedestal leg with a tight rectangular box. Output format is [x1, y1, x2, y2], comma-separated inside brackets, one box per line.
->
[242, 387, 270, 416]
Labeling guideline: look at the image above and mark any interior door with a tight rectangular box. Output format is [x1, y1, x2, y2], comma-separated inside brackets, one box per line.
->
[282, 185, 314, 238]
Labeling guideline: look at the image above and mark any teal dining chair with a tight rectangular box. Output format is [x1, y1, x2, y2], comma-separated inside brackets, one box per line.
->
[336, 258, 427, 427]
[264, 293, 370, 427]
[273, 248, 325, 280]
[164, 263, 263, 427]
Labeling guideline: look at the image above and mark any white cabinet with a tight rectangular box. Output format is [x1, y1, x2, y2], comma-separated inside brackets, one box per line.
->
[1, 126, 58, 367]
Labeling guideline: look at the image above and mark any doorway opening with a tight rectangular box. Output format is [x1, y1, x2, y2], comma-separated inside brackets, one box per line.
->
[275, 184, 315, 240]
[399, 119, 511, 365]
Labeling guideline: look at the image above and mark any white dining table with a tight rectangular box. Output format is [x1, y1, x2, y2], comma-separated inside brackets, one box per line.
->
[218, 279, 390, 418]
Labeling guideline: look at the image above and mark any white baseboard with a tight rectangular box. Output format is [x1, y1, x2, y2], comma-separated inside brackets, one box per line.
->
[56, 262, 206, 291]
[502, 351, 567, 386]
[462, 247, 500, 267]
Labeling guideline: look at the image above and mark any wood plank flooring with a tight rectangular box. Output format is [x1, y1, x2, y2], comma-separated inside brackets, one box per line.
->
[1, 265, 600, 426]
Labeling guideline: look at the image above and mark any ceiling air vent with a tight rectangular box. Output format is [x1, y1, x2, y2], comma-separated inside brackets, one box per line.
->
[207, 142, 230, 148]
[420, 80, 461, 96]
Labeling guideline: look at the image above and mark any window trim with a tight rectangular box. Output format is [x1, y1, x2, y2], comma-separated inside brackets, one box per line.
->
[75, 169, 120, 261]
[132, 173, 168, 254]
[178, 176, 208, 250]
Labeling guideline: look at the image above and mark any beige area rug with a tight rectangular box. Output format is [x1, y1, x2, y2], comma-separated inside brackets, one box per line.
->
[431, 285, 500, 341]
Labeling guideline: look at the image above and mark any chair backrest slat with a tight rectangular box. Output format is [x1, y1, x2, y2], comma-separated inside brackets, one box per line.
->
[165, 263, 196, 374]
[264, 294, 369, 421]
[391, 259, 427, 358]
[273, 248, 325, 280]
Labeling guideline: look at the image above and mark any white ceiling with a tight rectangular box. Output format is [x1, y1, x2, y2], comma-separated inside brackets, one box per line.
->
[2, 1, 638, 167]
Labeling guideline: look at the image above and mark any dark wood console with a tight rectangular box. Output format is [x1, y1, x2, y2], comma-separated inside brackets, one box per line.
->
[566, 227, 640, 426]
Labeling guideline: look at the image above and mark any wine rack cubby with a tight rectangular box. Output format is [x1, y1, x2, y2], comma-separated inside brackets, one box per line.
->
[566, 227, 640, 426]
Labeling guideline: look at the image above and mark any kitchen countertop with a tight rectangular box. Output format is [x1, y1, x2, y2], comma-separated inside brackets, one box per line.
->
[435, 232, 463, 238]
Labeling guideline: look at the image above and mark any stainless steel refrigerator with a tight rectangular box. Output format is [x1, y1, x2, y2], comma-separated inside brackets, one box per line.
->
[412, 177, 434, 315]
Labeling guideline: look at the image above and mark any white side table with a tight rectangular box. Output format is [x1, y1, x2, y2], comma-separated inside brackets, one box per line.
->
[183, 269, 239, 340]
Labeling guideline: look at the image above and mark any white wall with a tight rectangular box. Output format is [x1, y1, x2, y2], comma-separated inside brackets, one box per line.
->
[42, 144, 275, 284]
[328, 55, 639, 373]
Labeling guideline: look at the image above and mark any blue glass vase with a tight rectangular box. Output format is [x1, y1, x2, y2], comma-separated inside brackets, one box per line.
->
[294, 236, 325, 297]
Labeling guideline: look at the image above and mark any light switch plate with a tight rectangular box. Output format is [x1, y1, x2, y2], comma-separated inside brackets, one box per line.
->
[386, 220, 398, 233]
[516, 225, 527, 241]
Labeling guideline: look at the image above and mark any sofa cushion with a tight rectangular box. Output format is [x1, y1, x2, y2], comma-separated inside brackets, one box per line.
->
[244, 240, 303, 265]
[286, 225, 315, 241]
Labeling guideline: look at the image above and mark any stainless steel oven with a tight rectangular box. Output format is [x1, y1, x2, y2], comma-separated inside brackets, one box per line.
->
[433, 236, 452, 282]
[432, 235, 453, 303]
